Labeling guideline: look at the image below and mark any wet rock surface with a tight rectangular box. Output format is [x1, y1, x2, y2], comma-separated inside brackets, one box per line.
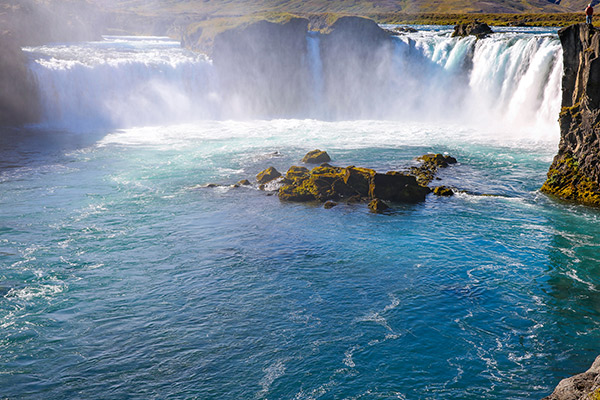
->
[541, 23, 600, 206]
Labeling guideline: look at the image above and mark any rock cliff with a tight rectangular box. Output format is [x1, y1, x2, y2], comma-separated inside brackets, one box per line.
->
[541, 23, 600, 206]
[207, 15, 394, 119]
[211, 17, 312, 118]
[543, 355, 600, 400]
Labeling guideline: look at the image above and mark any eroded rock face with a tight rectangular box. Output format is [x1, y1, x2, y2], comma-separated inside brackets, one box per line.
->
[212, 17, 312, 118]
[0, 34, 40, 126]
[543, 355, 600, 400]
[541, 23, 600, 206]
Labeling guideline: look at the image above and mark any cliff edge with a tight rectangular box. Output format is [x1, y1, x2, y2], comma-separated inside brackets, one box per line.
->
[541, 23, 600, 206]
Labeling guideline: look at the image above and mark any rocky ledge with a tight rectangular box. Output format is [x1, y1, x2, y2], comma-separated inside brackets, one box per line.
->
[543, 355, 600, 400]
[541, 23, 600, 206]
[253, 150, 457, 212]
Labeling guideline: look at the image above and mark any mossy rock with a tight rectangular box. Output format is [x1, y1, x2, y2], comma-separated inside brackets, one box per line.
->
[368, 198, 389, 213]
[237, 179, 251, 186]
[256, 166, 282, 184]
[541, 152, 600, 206]
[433, 186, 454, 196]
[417, 153, 457, 167]
[301, 149, 331, 164]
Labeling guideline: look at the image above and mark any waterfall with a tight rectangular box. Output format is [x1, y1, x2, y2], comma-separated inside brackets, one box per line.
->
[25, 30, 563, 135]
[24, 36, 218, 130]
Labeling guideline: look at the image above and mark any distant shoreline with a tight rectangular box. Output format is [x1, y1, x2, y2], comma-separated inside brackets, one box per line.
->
[349, 12, 583, 28]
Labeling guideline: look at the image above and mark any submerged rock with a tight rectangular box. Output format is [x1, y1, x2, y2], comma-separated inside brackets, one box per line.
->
[301, 150, 331, 164]
[541, 23, 600, 206]
[543, 355, 600, 400]
[368, 198, 389, 213]
[256, 167, 282, 184]
[452, 21, 493, 39]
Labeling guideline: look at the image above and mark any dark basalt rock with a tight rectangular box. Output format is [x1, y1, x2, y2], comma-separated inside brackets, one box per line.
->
[452, 21, 493, 39]
[370, 172, 430, 203]
[433, 186, 454, 196]
[541, 24, 600, 206]
[368, 198, 389, 213]
[301, 150, 331, 164]
[323, 201, 337, 209]
[543, 355, 600, 400]
[256, 167, 282, 184]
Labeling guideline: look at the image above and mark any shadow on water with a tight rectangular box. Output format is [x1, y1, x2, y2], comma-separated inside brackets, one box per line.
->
[541, 203, 600, 379]
[0, 125, 106, 172]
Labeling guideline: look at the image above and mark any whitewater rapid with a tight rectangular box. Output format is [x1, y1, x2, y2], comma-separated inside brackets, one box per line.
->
[23, 28, 563, 138]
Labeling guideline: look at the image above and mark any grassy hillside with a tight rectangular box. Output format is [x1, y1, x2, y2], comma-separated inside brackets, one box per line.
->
[93, 0, 595, 16]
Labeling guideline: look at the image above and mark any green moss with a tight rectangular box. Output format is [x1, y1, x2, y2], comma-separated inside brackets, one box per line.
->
[589, 388, 600, 400]
[541, 153, 600, 206]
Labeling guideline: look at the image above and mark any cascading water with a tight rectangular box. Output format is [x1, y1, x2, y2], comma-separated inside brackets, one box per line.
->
[25, 29, 562, 137]
[24, 36, 218, 130]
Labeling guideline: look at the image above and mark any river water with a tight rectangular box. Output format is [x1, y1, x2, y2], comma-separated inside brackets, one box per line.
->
[1, 28, 599, 399]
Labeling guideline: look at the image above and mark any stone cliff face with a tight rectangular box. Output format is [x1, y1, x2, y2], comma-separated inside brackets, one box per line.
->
[541, 23, 600, 206]
[0, 0, 102, 127]
[209, 16, 393, 119]
[211, 17, 312, 118]
[0, 34, 40, 126]
[543, 355, 600, 400]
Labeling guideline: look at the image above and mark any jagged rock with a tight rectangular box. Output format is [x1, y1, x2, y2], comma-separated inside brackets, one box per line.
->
[301, 150, 331, 164]
[433, 186, 454, 196]
[323, 201, 337, 209]
[541, 24, 600, 206]
[452, 21, 493, 39]
[237, 179, 251, 186]
[543, 355, 600, 400]
[370, 172, 431, 202]
[256, 167, 282, 184]
[368, 198, 389, 213]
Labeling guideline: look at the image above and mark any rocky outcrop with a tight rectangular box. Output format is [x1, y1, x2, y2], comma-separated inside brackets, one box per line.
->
[452, 21, 493, 39]
[320, 16, 395, 118]
[543, 355, 600, 400]
[277, 153, 457, 205]
[211, 17, 312, 118]
[301, 149, 331, 164]
[541, 23, 600, 206]
[256, 167, 282, 185]
[206, 15, 394, 119]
